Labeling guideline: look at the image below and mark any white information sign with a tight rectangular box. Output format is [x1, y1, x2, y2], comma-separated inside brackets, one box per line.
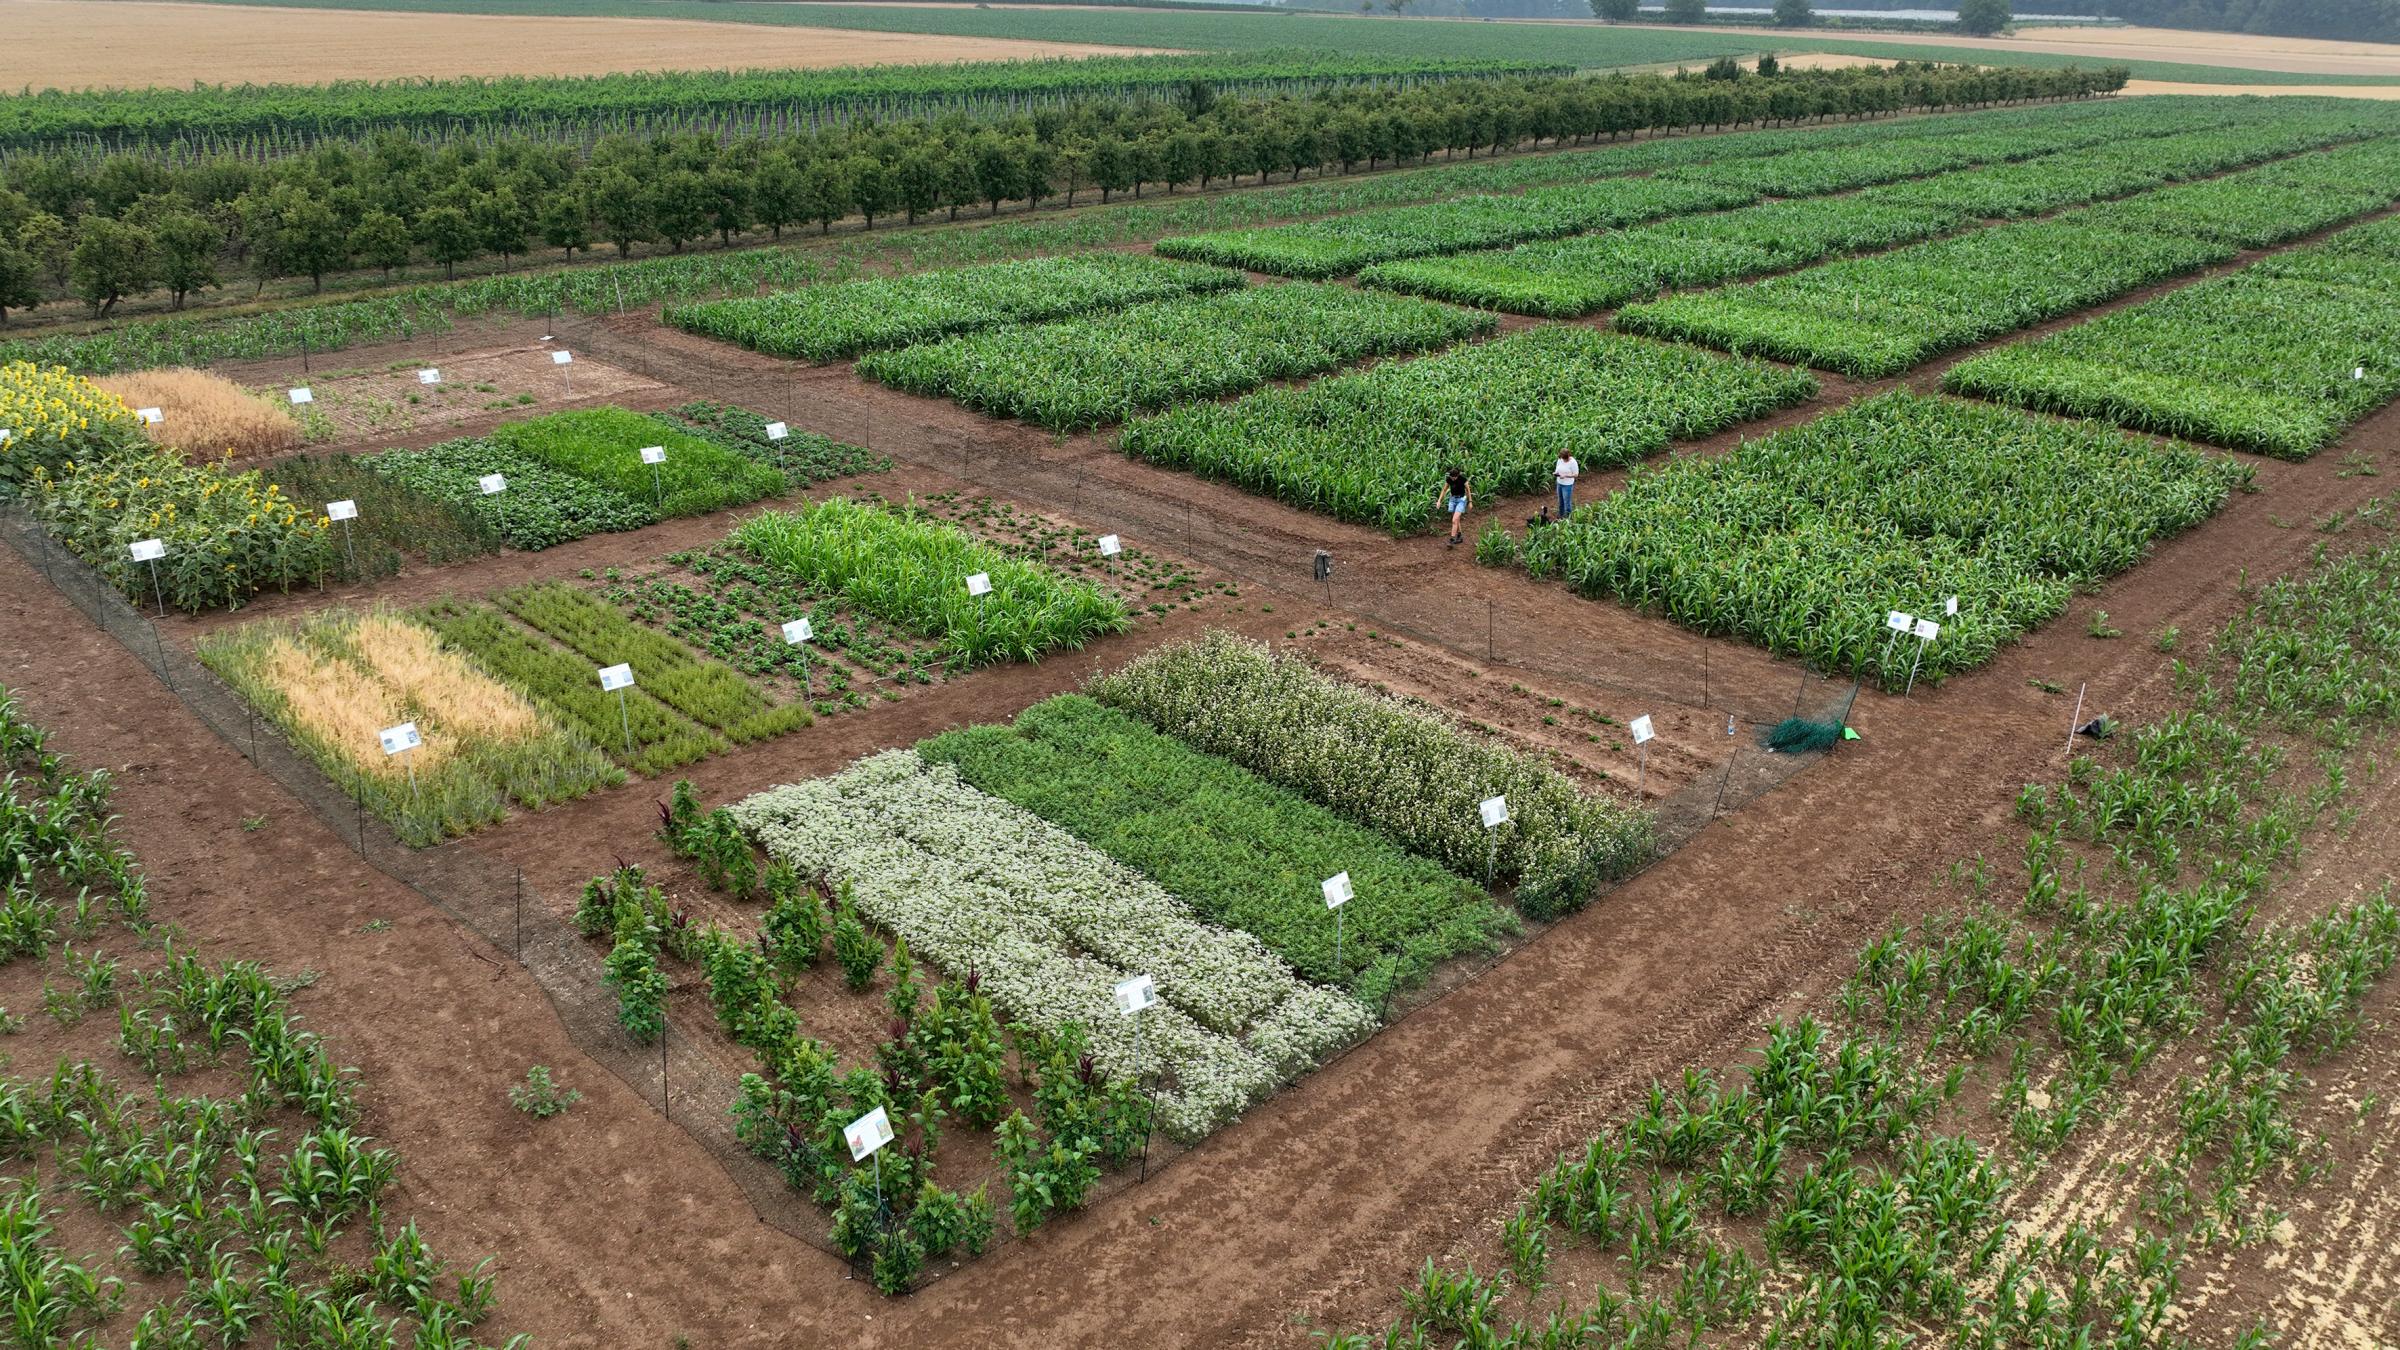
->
[1885, 610, 1914, 633]
[0, 429, 12, 444]
[639, 445, 666, 465]
[128, 538, 166, 563]
[1630, 714, 1656, 746]
[551, 350, 574, 366]
[844, 1107, 894, 1162]
[1913, 618, 1941, 642]
[1096, 534, 1123, 558]
[135, 407, 163, 424]
[1321, 872, 1353, 909]
[326, 499, 359, 522]
[477, 473, 507, 496]
[378, 722, 422, 756]
[763, 421, 789, 441]
[417, 368, 441, 385]
[964, 572, 992, 597]
[1945, 595, 1959, 617]
[597, 663, 635, 692]
[288, 387, 314, 405]
[1112, 973, 1158, 1015]
[1479, 795, 1510, 829]
[781, 618, 813, 645]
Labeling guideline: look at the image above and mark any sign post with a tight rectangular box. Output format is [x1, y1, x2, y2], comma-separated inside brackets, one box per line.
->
[134, 407, 164, 427]
[552, 348, 574, 398]
[1096, 534, 1122, 560]
[478, 473, 508, 542]
[844, 1106, 896, 1216]
[326, 498, 359, 577]
[1478, 795, 1509, 887]
[379, 720, 423, 798]
[1879, 610, 1914, 680]
[1630, 714, 1656, 797]
[1320, 872, 1353, 974]
[1905, 617, 1941, 697]
[639, 445, 666, 507]
[418, 368, 441, 389]
[1111, 973, 1160, 1180]
[781, 617, 814, 702]
[128, 538, 167, 615]
[598, 663, 636, 758]
[287, 386, 313, 408]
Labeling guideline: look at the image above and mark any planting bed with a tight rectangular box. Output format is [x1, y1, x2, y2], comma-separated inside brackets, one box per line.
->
[1522, 392, 2247, 685]
[1947, 216, 2400, 461]
[256, 343, 663, 441]
[1120, 328, 1817, 534]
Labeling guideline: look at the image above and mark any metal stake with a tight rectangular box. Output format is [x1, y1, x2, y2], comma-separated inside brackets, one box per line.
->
[2065, 683, 2087, 760]
[145, 558, 165, 616]
[616, 687, 634, 759]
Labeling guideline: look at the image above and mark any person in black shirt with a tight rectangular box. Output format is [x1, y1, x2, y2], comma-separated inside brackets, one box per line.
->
[1441, 467, 1471, 548]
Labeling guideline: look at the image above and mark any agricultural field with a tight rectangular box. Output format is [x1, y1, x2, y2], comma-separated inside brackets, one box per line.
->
[1120, 328, 1818, 534]
[855, 283, 1494, 431]
[1617, 135, 2400, 379]
[1520, 393, 2247, 684]
[1945, 215, 2400, 460]
[15, 57, 2400, 1350]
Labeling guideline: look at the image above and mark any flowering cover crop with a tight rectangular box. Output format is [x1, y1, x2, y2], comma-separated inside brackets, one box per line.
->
[1152, 177, 1754, 279]
[731, 499, 1128, 668]
[921, 695, 1513, 1005]
[198, 608, 621, 844]
[1119, 327, 1815, 534]
[664, 254, 1239, 361]
[1945, 217, 2400, 461]
[1522, 393, 2248, 686]
[857, 283, 1493, 430]
[488, 408, 788, 519]
[735, 751, 1376, 1141]
[1093, 632, 1653, 916]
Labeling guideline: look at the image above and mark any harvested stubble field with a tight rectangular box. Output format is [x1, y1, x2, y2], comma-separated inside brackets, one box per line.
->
[10, 82, 2400, 1350]
[0, 0, 1159, 90]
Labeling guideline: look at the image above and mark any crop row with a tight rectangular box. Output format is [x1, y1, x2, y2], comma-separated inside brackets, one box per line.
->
[0, 95, 2274, 375]
[1119, 327, 1816, 535]
[1092, 632, 1653, 915]
[730, 499, 1128, 669]
[1151, 176, 1754, 279]
[1147, 98, 2330, 282]
[197, 608, 622, 844]
[491, 584, 812, 746]
[923, 695, 1513, 1008]
[1357, 118, 2376, 319]
[856, 282, 1493, 431]
[1520, 393, 2248, 686]
[1617, 141, 2400, 378]
[1944, 215, 2400, 461]
[666, 254, 1238, 361]
[735, 750, 1377, 1143]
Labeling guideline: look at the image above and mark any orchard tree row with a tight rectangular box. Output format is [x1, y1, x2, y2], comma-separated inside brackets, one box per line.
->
[0, 62, 2123, 322]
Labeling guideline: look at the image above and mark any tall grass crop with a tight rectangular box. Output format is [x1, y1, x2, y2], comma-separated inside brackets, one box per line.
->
[89, 369, 301, 461]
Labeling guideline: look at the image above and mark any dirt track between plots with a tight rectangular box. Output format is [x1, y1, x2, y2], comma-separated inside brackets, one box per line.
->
[0, 0, 1162, 90]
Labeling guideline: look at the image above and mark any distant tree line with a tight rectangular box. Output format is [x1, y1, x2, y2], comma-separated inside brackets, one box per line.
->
[0, 63, 2123, 323]
[2089, 0, 2400, 42]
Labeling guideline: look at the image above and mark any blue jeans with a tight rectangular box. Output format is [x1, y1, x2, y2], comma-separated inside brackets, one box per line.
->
[1556, 482, 1574, 518]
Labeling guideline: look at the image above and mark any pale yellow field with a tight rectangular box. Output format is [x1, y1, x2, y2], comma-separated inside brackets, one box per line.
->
[0, 0, 1165, 91]
[1641, 19, 2400, 79]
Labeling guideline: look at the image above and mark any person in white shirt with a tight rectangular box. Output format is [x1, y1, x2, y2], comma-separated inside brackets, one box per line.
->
[1554, 453, 1580, 520]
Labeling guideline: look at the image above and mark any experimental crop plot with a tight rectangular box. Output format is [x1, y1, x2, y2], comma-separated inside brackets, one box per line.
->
[1521, 392, 2248, 687]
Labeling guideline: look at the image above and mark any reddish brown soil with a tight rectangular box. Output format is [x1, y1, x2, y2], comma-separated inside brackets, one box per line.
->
[7, 192, 2400, 1348]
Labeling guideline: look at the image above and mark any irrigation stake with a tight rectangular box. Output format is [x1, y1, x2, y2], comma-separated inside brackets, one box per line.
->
[1111, 975, 1158, 1181]
[598, 663, 636, 758]
[1630, 713, 1655, 798]
[2065, 682, 2088, 761]
[326, 498, 359, 579]
[1478, 795, 1509, 888]
[639, 444, 666, 508]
